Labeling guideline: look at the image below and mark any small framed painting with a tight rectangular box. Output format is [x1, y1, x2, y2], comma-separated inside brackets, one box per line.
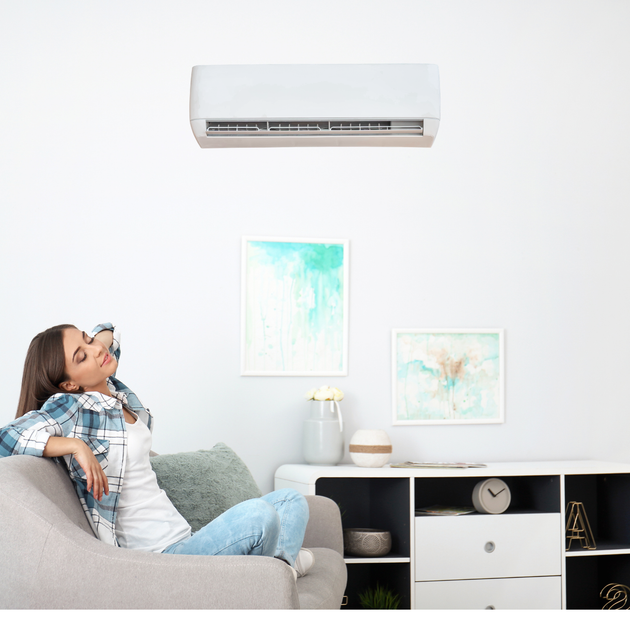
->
[241, 236, 349, 376]
[392, 329, 504, 425]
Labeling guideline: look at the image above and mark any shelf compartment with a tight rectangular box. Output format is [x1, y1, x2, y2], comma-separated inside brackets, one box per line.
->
[414, 475, 561, 514]
[316, 476, 410, 558]
[564, 473, 630, 549]
[342, 562, 410, 610]
[566, 554, 630, 609]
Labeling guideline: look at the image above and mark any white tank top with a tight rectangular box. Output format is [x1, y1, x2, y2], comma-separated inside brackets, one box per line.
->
[115, 418, 191, 552]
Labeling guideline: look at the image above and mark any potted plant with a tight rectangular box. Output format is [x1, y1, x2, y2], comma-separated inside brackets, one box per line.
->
[358, 583, 402, 609]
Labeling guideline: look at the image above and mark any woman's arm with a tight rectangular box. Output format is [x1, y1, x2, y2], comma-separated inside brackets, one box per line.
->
[43, 436, 109, 501]
[1, 392, 110, 501]
[91, 323, 120, 375]
[93, 328, 113, 350]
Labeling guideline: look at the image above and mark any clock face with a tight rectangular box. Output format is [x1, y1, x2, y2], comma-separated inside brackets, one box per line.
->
[472, 478, 511, 514]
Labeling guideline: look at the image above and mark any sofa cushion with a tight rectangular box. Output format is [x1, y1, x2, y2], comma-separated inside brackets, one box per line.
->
[150, 443, 262, 532]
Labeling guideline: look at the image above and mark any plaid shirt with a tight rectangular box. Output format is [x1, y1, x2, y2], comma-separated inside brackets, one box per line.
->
[0, 323, 153, 546]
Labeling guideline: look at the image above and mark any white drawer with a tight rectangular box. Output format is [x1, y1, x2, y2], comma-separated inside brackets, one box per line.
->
[415, 513, 562, 581]
[414, 576, 562, 610]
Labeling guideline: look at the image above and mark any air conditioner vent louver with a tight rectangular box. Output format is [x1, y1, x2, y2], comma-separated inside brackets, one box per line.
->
[206, 120, 424, 137]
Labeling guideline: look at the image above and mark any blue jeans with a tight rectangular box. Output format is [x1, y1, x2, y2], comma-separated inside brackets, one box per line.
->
[162, 489, 308, 566]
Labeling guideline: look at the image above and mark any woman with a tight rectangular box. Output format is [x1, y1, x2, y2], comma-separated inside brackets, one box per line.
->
[0, 322, 313, 577]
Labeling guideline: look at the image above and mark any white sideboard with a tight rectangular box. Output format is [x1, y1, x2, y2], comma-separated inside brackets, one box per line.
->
[274, 460, 630, 610]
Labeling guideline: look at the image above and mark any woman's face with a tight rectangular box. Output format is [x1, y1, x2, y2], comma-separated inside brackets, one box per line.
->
[61, 327, 117, 393]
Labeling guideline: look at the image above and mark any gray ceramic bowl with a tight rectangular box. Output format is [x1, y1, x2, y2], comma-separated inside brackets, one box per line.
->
[343, 528, 392, 557]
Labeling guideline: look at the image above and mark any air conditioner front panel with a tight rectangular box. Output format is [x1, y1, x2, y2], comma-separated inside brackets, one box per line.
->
[190, 64, 440, 148]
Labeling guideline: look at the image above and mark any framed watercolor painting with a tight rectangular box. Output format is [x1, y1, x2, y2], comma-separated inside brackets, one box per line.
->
[241, 236, 349, 376]
[392, 329, 504, 425]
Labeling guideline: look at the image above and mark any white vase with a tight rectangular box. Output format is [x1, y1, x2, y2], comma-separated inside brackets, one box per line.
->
[349, 429, 392, 467]
[303, 400, 344, 466]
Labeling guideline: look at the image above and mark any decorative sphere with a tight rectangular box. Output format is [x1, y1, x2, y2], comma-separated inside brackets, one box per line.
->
[349, 430, 392, 467]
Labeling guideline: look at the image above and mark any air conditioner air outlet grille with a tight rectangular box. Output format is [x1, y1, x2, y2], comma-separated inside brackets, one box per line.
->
[205, 120, 424, 137]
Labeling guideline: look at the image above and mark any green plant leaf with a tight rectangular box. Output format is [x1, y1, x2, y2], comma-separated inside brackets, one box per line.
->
[358, 583, 401, 609]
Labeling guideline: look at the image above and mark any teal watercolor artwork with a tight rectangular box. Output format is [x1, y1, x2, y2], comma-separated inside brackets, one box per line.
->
[392, 329, 504, 425]
[241, 237, 349, 375]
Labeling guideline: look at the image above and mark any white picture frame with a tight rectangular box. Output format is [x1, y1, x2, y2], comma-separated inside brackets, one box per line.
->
[241, 236, 349, 376]
[392, 328, 505, 425]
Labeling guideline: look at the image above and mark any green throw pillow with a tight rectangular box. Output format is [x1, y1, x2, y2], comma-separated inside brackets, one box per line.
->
[150, 443, 262, 532]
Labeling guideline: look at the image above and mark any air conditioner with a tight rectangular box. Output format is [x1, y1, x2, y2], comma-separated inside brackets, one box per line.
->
[190, 64, 440, 148]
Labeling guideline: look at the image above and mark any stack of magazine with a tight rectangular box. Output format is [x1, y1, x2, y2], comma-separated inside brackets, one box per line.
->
[415, 505, 476, 516]
[391, 462, 487, 469]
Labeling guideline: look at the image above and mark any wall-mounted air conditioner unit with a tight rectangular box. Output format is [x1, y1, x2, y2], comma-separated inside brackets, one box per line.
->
[190, 64, 440, 148]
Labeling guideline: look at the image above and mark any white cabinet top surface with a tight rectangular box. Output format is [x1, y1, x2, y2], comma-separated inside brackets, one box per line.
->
[275, 460, 630, 484]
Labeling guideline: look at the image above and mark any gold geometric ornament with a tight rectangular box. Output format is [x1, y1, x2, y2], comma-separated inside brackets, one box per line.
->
[565, 501, 596, 551]
[600, 583, 630, 610]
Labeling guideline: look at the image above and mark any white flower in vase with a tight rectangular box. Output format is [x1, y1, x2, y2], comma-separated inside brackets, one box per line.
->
[305, 385, 344, 402]
[314, 388, 334, 401]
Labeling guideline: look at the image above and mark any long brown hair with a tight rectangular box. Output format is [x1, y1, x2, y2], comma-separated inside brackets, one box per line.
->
[16, 324, 77, 418]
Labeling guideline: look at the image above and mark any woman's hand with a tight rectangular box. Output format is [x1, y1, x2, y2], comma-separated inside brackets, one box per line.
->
[43, 436, 109, 501]
[71, 439, 110, 501]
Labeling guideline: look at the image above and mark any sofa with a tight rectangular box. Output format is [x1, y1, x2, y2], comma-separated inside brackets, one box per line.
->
[0, 451, 347, 609]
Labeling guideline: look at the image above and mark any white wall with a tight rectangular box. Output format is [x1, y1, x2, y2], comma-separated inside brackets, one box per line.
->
[2, 0, 629, 493]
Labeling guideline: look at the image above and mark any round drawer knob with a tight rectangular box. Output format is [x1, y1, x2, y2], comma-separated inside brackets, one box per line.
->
[484, 541, 496, 553]
[486, 605, 496, 610]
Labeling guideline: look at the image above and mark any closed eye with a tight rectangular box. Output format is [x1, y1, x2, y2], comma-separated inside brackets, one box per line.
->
[78, 332, 94, 362]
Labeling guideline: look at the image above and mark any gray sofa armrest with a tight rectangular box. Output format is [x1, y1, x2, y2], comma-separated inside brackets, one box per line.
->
[303, 495, 344, 557]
